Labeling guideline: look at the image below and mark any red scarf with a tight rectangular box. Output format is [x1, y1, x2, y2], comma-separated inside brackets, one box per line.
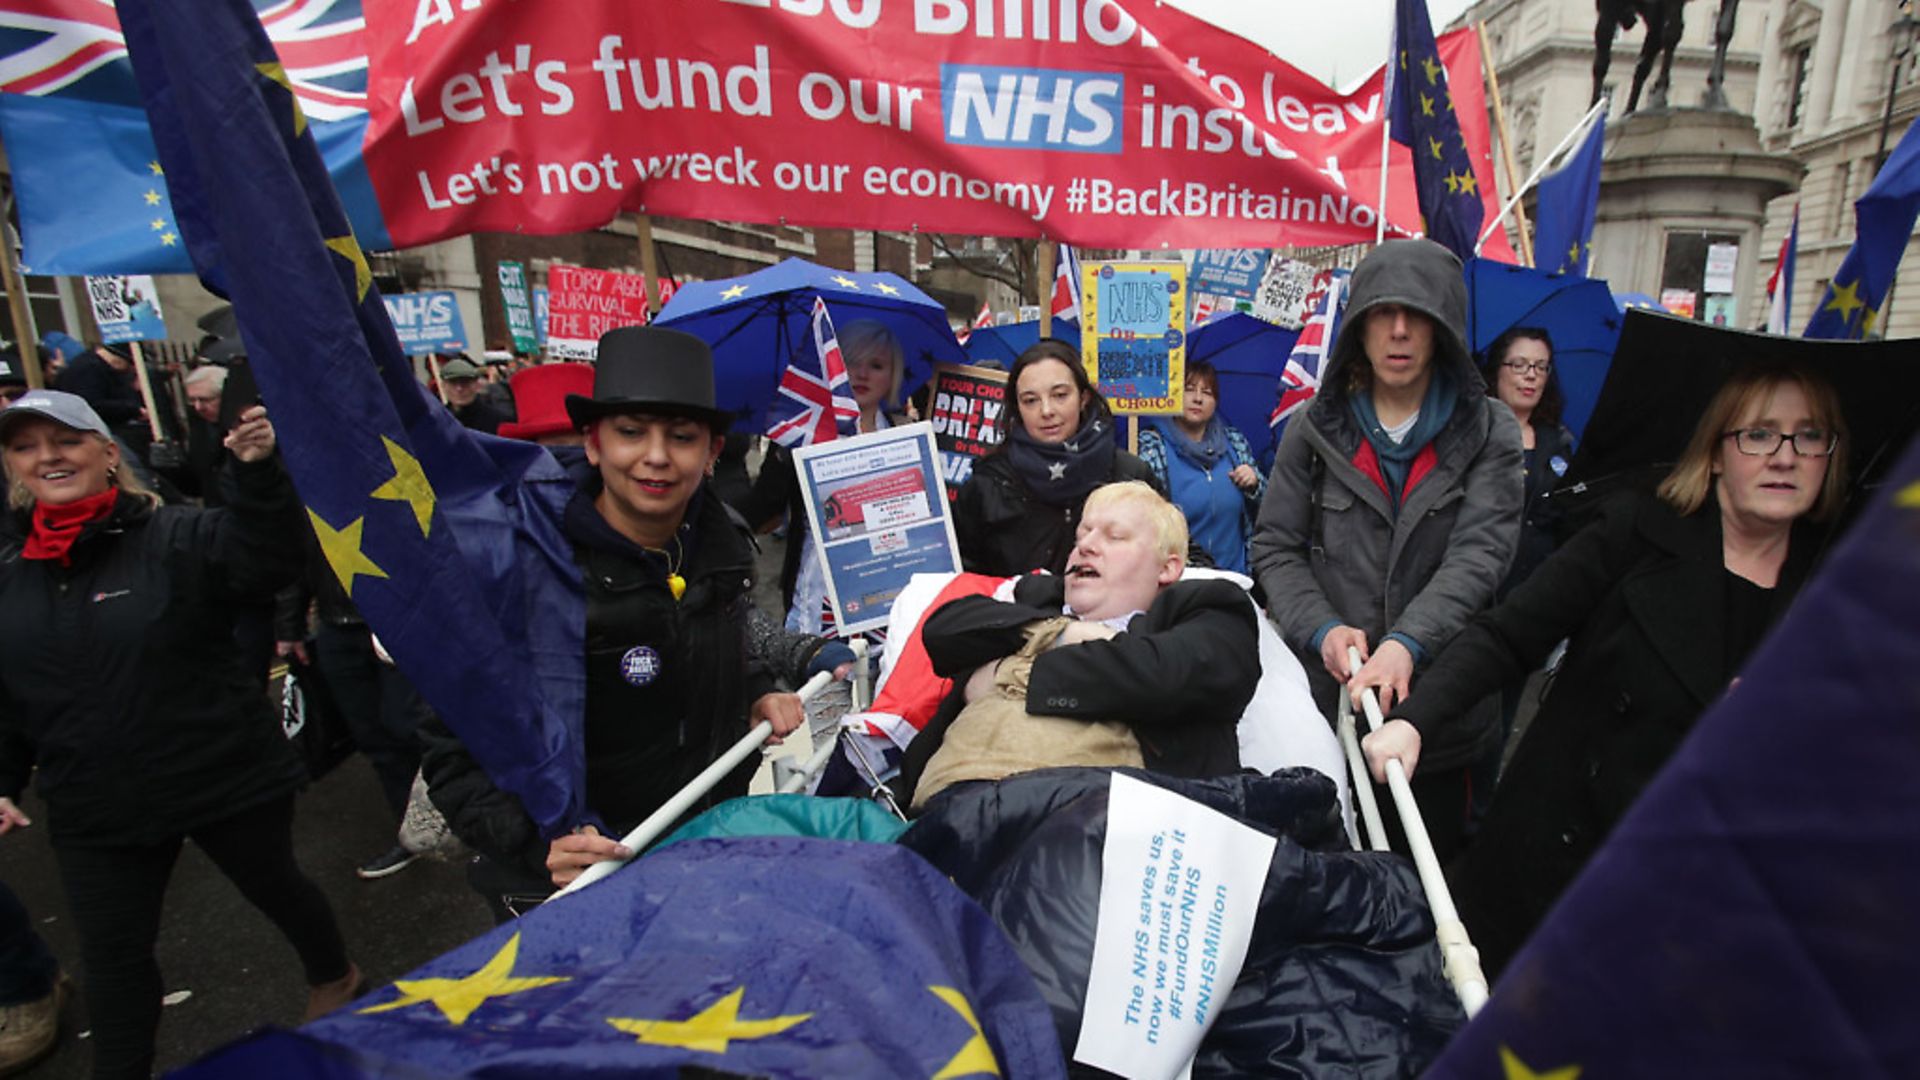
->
[23, 487, 119, 567]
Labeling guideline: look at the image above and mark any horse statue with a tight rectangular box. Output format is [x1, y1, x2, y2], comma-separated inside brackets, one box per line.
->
[1592, 0, 1690, 112]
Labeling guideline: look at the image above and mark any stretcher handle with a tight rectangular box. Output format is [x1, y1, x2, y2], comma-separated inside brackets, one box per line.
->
[1347, 646, 1490, 1017]
[1337, 691, 1391, 852]
[554, 670, 837, 899]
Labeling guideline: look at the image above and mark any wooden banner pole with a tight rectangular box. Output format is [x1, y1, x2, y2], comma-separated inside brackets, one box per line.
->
[1479, 22, 1534, 267]
[127, 341, 165, 443]
[0, 207, 45, 388]
[1037, 239, 1056, 338]
[636, 213, 661, 320]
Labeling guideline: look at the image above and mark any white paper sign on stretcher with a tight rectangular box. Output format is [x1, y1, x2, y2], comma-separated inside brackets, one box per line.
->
[1073, 773, 1276, 1080]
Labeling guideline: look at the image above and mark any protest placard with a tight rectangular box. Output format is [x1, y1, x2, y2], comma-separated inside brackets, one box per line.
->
[1075, 773, 1276, 1080]
[498, 260, 537, 353]
[380, 290, 470, 356]
[1188, 249, 1270, 305]
[1251, 256, 1321, 329]
[533, 287, 549, 345]
[546, 264, 652, 360]
[1080, 262, 1186, 416]
[85, 275, 166, 344]
[792, 422, 960, 636]
[927, 363, 1009, 500]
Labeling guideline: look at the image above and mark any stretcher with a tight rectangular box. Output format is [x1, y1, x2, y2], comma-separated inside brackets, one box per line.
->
[555, 572, 1489, 1019]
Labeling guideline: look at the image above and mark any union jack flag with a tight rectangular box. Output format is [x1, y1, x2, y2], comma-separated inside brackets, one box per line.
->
[1270, 270, 1347, 437]
[767, 297, 859, 448]
[1050, 243, 1082, 325]
[0, 0, 367, 119]
[955, 299, 992, 345]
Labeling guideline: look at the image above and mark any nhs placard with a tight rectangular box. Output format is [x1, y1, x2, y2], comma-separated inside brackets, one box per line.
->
[381, 291, 470, 357]
[941, 65, 1122, 153]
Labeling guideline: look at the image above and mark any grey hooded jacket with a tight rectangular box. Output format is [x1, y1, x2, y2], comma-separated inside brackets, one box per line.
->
[1251, 239, 1523, 773]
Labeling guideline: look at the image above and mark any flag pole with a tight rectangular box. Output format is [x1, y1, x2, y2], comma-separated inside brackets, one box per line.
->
[1475, 98, 1606, 256]
[635, 213, 661, 319]
[1037, 239, 1056, 337]
[1376, 107, 1392, 246]
[1347, 646, 1489, 1016]
[1478, 22, 1534, 267]
[1377, 10, 1395, 245]
[425, 354, 449, 404]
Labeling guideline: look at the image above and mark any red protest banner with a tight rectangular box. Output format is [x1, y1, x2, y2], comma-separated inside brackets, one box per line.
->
[544, 265, 661, 359]
[363, 3, 1513, 259]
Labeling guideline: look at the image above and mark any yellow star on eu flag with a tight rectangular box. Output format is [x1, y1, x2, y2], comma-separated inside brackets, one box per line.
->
[1824, 278, 1866, 323]
[606, 987, 811, 1053]
[324, 233, 373, 302]
[1423, 55, 1445, 85]
[307, 508, 388, 597]
[929, 986, 1001, 1079]
[369, 435, 435, 537]
[1896, 479, 1920, 507]
[159, 232, 178, 247]
[144, 189, 162, 206]
[255, 61, 307, 136]
[1419, 93, 1435, 117]
[358, 932, 568, 1026]
[720, 283, 749, 300]
[1456, 170, 1478, 196]
[150, 218, 166, 232]
[1442, 172, 1463, 195]
[148, 160, 164, 175]
[1568, 241, 1583, 268]
[1500, 1046, 1582, 1080]
[830, 274, 860, 289]
[872, 281, 901, 296]
[1428, 136, 1445, 161]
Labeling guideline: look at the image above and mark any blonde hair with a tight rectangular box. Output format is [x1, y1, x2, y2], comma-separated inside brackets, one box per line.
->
[838, 319, 903, 408]
[6, 431, 158, 510]
[1656, 363, 1849, 521]
[1083, 480, 1188, 561]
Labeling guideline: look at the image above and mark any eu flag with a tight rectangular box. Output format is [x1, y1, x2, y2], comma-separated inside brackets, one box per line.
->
[1531, 106, 1606, 277]
[1423, 431, 1920, 1077]
[174, 837, 1067, 1078]
[1387, 0, 1488, 261]
[1805, 114, 1920, 339]
[0, 0, 388, 276]
[116, 0, 586, 835]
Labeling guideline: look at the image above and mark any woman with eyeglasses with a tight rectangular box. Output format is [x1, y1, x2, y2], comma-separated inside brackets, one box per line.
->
[1362, 361, 1848, 978]
[1482, 328, 1575, 599]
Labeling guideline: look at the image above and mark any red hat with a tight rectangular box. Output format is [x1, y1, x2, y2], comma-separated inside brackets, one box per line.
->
[498, 362, 595, 441]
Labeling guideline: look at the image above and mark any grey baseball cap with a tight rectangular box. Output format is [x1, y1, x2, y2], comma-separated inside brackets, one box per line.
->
[0, 389, 111, 441]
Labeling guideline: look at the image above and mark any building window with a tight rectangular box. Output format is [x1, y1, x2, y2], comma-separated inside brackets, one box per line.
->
[1788, 46, 1812, 128]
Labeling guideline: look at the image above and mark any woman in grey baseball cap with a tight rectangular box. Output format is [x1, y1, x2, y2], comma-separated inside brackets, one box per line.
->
[0, 389, 358, 1078]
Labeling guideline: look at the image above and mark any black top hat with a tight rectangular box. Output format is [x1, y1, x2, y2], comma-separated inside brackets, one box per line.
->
[565, 326, 728, 431]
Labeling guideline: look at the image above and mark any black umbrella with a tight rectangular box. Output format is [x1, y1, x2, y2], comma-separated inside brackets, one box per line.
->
[1557, 308, 1920, 524]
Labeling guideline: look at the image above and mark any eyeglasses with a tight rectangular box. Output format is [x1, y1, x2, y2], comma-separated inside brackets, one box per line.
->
[1500, 359, 1552, 375]
[1722, 427, 1838, 457]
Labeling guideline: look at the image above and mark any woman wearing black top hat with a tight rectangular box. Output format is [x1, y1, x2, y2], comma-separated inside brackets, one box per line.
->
[421, 327, 804, 918]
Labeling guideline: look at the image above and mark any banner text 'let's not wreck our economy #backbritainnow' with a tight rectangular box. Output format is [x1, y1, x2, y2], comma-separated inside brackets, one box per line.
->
[367, 0, 1514, 257]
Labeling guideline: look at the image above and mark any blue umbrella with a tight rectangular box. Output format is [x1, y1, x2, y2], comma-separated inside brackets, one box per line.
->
[962, 317, 1080, 370]
[656, 259, 966, 432]
[1464, 258, 1623, 442]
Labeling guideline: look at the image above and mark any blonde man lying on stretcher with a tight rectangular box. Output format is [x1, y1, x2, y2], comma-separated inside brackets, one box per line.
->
[897, 482, 1263, 811]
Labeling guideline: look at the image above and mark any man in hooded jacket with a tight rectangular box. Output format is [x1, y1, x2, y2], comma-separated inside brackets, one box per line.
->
[1251, 239, 1522, 858]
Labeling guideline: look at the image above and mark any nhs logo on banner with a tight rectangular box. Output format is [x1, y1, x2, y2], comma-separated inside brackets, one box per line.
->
[381, 291, 470, 357]
[941, 65, 1122, 153]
